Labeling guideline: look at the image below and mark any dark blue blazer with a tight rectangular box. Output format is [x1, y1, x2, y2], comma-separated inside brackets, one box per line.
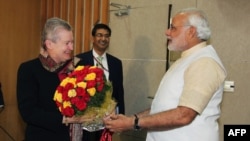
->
[76, 50, 125, 114]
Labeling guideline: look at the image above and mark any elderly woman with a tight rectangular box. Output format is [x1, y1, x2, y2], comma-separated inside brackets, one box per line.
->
[17, 17, 91, 141]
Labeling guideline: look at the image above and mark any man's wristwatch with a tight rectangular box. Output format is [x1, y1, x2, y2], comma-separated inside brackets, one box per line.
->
[134, 114, 141, 130]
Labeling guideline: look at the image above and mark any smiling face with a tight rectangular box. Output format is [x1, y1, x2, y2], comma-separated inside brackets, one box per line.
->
[45, 28, 74, 63]
[92, 28, 110, 55]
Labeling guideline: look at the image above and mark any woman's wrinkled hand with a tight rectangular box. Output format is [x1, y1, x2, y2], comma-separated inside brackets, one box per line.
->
[62, 114, 97, 126]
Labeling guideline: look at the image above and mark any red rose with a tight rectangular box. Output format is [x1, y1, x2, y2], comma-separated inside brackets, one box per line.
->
[97, 83, 104, 92]
[62, 107, 75, 117]
[87, 80, 96, 88]
[71, 97, 87, 111]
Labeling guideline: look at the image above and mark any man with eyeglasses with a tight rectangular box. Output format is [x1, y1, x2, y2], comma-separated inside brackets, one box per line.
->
[104, 8, 227, 141]
[76, 23, 125, 141]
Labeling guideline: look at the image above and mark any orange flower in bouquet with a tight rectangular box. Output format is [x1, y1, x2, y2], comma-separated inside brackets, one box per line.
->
[53, 65, 116, 131]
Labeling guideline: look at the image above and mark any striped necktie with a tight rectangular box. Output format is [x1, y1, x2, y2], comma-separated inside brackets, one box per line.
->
[96, 56, 103, 68]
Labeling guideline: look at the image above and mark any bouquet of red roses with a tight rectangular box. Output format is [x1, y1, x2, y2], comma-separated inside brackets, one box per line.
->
[53, 65, 116, 132]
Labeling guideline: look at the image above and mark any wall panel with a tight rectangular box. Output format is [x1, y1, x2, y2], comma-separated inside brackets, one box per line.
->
[0, 0, 41, 140]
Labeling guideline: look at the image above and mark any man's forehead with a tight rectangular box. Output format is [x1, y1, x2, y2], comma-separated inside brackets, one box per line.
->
[172, 14, 187, 24]
[96, 29, 109, 34]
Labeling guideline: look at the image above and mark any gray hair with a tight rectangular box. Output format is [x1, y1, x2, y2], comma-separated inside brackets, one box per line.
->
[178, 8, 211, 41]
[41, 17, 72, 50]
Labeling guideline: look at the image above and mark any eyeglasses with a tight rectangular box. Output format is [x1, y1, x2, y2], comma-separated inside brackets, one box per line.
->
[95, 33, 110, 38]
[169, 25, 191, 31]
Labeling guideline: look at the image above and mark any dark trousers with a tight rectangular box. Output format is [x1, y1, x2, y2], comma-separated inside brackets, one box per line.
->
[82, 130, 102, 141]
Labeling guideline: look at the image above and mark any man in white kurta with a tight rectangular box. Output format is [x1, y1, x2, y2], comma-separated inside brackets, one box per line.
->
[147, 42, 226, 141]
